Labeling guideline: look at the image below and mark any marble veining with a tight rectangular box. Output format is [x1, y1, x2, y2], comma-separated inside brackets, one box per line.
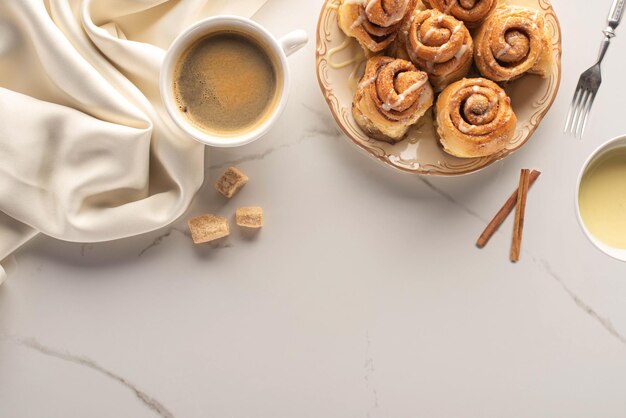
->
[419, 178, 626, 347]
[419, 177, 488, 223]
[301, 103, 344, 137]
[207, 141, 307, 173]
[364, 332, 379, 418]
[138, 227, 190, 257]
[206, 104, 341, 174]
[146, 122, 626, 352]
[81, 243, 94, 257]
[137, 227, 234, 257]
[537, 258, 626, 345]
[0, 335, 176, 418]
[4, 0, 626, 415]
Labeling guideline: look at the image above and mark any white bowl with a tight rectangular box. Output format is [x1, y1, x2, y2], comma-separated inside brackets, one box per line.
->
[575, 134, 626, 262]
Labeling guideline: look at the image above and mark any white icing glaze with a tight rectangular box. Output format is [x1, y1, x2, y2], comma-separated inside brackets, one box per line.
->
[532, 10, 540, 21]
[444, 0, 457, 14]
[495, 43, 511, 59]
[328, 38, 364, 69]
[502, 17, 512, 30]
[344, 0, 410, 27]
[433, 47, 443, 65]
[388, 87, 396, 97]
[359, 74, 378, 89]
[458, 120, 473, 134]
[348, 59, 367, 91]
[383, 77, 429, 110]
[454, 44, 468, 60]
[423, 27, 437, 43]
[344, 0, 410, 25]
[471, 115, 487, 124]
[350, 13, 366, 29]
[366, 0, 409, 23]
[342, 0, 370, 5]
[426, 19, 465, 67]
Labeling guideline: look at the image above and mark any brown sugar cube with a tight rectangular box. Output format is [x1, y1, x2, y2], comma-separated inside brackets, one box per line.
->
[236, 207, 263, 228]
[187, 214, 229, 244]
[214, 167, 248, 198]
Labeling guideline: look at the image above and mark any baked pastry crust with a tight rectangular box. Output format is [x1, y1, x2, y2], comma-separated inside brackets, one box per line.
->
[338, 0, 416, 52]
[436, 78, 517, 158]
[353, 56, 434, 143]
[474, 5, 552, 82]
[403, 9, 473, 92]
[422, 0, 499, 28]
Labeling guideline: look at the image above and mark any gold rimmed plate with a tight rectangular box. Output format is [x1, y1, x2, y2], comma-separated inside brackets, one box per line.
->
[315, 0, 562, 176]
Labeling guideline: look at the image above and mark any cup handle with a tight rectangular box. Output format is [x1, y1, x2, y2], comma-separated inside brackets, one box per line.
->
[278, 30, 308, 57]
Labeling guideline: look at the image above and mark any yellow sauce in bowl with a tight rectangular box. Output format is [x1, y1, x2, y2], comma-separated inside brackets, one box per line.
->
[579, 147, 626, 249]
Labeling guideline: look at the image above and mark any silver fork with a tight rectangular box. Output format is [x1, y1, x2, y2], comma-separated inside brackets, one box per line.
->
[565, 0, 626, 138]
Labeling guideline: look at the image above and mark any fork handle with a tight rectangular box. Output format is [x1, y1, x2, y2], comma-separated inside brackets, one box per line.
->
[598, 0, 625, 62]
[608, 0, 626, 28]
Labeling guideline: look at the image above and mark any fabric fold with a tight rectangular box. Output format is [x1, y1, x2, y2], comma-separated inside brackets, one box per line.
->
[0, 0, 269, 283]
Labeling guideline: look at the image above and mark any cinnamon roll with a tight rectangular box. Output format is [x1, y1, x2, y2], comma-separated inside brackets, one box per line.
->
[474, 6, 552, 82]
[338, 0, 416, 53]
[436, 78, 517, 158]
[353, 56, 434, 143]
[423, 0, 498, 27]
[404, 9, 473, 92]
[386, 0, 427, 60]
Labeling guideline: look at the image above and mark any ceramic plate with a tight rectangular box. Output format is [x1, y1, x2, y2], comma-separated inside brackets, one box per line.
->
[316, 0, 562, 176]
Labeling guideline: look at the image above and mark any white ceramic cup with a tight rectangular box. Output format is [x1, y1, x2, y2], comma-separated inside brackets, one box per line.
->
[160, 16, 308, 148]
[575, 134, 626, 261]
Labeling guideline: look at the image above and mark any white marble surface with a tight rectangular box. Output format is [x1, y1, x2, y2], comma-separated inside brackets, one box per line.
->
[2, 0, 626, 416]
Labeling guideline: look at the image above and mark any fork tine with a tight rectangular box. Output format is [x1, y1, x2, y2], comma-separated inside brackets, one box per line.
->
[568, 87, 586, 135]
[579, 90, 597, 138]
[575, 90, 592, 138]
[570, 89, 589, 136]
[564, 86, 582, 133]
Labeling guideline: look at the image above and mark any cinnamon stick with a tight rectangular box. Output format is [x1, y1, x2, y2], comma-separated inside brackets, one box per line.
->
[510, 169, 531, 263]
[476, 170, 541, 248]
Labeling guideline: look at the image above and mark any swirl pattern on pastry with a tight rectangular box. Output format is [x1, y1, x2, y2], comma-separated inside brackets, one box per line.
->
[404, 9, 473, 91]
[353, 56, 434, 143]
[423, 0, 498, 27]
[338, 0, 415, 52]
[436, 78, 517, 158]
[387, 0, 427, 60]
[474, 6, 552, 82]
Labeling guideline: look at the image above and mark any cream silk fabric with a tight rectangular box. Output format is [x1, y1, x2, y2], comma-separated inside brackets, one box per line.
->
[0, 0, 268, 284]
